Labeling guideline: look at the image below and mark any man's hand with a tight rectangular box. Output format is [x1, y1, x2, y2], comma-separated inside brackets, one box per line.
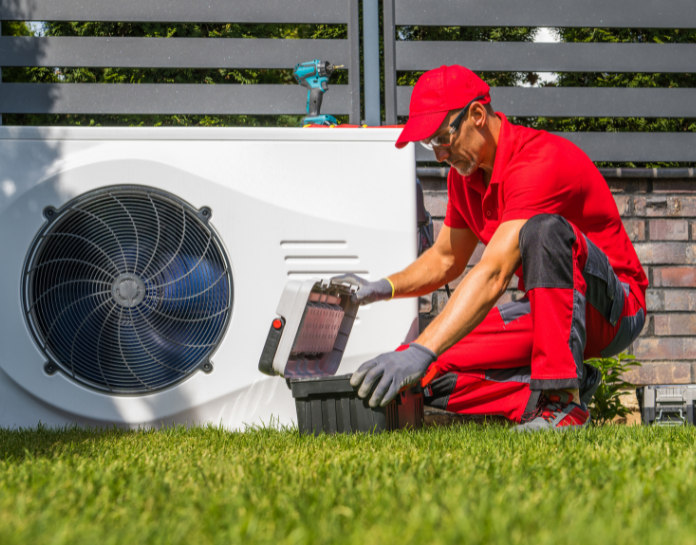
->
[330, 273, 393, 305]
[349, 343, 437, 407]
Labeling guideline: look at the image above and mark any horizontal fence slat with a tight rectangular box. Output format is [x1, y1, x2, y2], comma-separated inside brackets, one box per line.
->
[397, 87, 696, 118]
[0, 0, 349, 23]
[396, 42, 696, 74]
[416, 165, 696, 179]
[393, 0, 696, 28]
[5, 0, 695, 27]
[564, 132, 696, 162]
[415, 132, 696, 162]
[0, 83, 352, 115]
[0, 37, 352, 69]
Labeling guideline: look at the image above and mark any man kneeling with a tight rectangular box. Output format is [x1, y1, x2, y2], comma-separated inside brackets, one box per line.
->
[333, 65, 647, 431]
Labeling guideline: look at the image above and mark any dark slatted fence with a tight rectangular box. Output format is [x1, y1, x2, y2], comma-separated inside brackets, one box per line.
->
[0, 0, 361, 122]
[1, 0, 696, 164]
[384, 0, 696, 163]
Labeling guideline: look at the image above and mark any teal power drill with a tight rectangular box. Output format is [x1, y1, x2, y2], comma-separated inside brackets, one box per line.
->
[293, 60, 343, 126]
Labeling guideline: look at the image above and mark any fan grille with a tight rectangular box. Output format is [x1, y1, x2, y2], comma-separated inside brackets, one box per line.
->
[23, 186, 232, 394]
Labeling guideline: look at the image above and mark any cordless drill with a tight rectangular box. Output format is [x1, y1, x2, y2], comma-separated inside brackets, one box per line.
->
[293, 59, 343, 126]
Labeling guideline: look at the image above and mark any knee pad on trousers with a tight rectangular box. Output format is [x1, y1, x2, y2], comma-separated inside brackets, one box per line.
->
[518, 214, 576, 290]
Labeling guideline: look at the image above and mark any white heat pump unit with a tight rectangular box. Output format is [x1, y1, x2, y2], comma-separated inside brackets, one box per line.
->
[0, 126, 418, 430]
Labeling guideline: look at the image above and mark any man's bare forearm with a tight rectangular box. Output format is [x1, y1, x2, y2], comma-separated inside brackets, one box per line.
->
[414, 219, 526, 355]
[414, 260, 512, 354]
[388, 247, 461, 298]
[388, 225, 478, 299]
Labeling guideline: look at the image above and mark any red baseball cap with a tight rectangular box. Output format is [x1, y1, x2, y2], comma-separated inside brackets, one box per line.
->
[395, 65, 491, 149]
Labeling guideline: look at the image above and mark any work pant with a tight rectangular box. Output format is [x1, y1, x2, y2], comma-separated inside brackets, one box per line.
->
[423, 214, 646, 422]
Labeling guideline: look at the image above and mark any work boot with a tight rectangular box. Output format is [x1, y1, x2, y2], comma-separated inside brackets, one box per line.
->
[514, 391, 590, 432]
[579, 363, 602, 406]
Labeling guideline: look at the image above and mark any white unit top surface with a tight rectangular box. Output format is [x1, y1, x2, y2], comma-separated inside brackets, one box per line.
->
[0, 125, 405, 143]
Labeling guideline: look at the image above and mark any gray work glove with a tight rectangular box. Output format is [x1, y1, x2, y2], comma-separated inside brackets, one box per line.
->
[330, 273, 393, 305]
[350, 343, 437, 407]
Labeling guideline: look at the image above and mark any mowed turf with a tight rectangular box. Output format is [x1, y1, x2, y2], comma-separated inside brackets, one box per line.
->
[0, 424, 695, 545]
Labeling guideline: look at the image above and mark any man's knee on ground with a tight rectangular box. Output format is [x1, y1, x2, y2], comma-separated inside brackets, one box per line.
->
[518, 214, 576, 290]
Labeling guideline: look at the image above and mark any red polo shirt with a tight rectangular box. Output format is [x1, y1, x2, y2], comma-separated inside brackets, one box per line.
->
[445, 113, 647, 308]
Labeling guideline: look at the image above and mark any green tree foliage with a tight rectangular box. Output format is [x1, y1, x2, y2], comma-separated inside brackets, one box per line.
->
[1, 21, 31, 37]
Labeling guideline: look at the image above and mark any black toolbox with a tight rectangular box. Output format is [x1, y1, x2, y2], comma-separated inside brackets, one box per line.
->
[261, 278, 424, 434]
[289, 374, 424, 435]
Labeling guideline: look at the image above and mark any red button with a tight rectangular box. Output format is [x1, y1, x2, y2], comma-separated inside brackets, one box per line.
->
[272, 319, 283, 330]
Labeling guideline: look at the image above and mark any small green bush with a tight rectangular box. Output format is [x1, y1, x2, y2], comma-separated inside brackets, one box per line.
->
[585, 353, 641, 426]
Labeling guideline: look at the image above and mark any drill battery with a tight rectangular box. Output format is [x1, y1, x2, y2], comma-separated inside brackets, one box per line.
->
[637, 384, 696, 426]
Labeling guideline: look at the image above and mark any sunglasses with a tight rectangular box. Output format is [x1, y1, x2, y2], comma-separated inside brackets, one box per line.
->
[419, 95, 488, 150]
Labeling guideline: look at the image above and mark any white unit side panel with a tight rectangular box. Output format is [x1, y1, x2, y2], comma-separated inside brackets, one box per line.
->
[0, 127, 417, 429]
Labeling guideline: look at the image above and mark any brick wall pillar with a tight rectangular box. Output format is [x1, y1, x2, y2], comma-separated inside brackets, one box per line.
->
[419, 175, 695, 386]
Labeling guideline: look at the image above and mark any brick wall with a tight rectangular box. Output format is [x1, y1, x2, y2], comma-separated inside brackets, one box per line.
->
[419, 175, 696, 386]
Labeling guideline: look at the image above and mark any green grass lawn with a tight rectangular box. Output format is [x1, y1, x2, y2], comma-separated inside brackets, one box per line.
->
[1, 424, 695, 545]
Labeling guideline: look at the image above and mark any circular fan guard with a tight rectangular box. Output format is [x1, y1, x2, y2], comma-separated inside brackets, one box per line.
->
[22, 186, 233, 394]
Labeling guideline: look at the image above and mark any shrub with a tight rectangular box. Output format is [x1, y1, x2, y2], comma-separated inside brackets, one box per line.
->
[585, 353, 641, 426]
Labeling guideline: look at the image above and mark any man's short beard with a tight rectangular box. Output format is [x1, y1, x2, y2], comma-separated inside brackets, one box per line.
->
[455, 161, 477, 177]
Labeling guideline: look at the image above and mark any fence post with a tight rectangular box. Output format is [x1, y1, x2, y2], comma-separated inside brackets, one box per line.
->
[0, 20, 3, 126]
[383, 0, 397, 124]
[348, 0, 361, 124]
[362, 0, 380, 125]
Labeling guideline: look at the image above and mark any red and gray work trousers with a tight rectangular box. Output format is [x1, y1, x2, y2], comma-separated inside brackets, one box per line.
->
[422, 214, 646, 422]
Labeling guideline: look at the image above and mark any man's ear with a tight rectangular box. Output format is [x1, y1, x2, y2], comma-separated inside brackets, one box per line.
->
[469, 102, 487, 128]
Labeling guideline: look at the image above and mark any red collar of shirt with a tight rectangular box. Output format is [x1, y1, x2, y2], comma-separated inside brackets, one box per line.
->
[461, 112, 512, 196]
[488, 112, 516, 189]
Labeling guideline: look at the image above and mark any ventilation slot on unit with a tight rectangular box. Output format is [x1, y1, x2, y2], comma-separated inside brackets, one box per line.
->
[280, 240, 367, 279]
[22, 185, 233, 394]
